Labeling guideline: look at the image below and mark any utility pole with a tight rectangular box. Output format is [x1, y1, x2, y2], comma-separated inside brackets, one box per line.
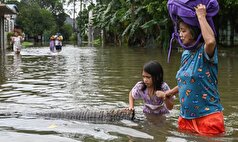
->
[73, 0, 76, 32]
[76, 0, 82, 45]
[87, 0, 94, 46]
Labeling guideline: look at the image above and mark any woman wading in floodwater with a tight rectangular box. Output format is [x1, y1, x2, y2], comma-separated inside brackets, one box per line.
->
[166, 2, 225, 135]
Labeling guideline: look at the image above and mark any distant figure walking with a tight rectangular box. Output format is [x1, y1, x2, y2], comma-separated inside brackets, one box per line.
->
[49, 35, 55, 52]
[11, 31, 24, 54]
[50, 33, 63, 53]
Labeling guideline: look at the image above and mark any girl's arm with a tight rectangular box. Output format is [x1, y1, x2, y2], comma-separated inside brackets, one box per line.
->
[164, 86, 179, 110]
[165, 86, 179, 97]
[155, 91, 174, 110]
[164, 96, 174, 110]
[20, 36, 24, 42]
[129, 91, 134, 110]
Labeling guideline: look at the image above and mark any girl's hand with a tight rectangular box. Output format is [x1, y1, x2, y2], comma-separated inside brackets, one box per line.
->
[164, 90, 172, 97]
[155, 91, 166, 99]
[128, 107, 134, 111]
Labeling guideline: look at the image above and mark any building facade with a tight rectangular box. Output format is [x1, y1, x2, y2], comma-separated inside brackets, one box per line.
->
[0, 3, 18, 50]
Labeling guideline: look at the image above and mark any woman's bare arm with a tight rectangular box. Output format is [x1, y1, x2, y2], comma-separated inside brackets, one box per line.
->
[129, 91, 134, 110]
[195, 4, 216, 57]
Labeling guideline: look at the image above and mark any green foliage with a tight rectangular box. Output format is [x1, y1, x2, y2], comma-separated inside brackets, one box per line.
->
[7, 0, 238, 46]
[91, 0, 170, 47]
[69, 32, 77, 42]
[61, 24, 73, 41]
[12, 0, 68, 42]
[16, 3, 56, 36]
[7, 32, 14, 42]
[76, 8, 89, 37]
[7, 32, 14, 47]
[22, 41, 34, 47]
[93, 38, 101, 46]
[91, 0, 238, 47]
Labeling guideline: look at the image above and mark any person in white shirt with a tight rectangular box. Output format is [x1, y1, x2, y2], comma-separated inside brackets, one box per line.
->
[11, 31, 24, 54]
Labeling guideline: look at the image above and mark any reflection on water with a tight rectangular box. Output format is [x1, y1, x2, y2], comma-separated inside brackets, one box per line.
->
[0, 118, 153, 141]
[0, 45, 238, 141]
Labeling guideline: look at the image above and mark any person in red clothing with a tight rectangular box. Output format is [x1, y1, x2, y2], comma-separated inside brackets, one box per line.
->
[166, 4, 225, 135]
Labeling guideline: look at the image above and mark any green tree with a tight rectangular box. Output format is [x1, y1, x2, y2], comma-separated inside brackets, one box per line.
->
[61, 0, 238, 47]
[35, 0, 67, 33]
[92, 0, 169, 47]
[61, 23, 73, 41]
[218, 0, 238, 47]
[92, 0, 127, 45]
[11, 0, 73, 42]
[16, 1, 57, 42]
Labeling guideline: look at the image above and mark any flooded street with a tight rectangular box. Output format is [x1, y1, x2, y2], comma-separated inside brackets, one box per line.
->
[0, 45, 238, 142]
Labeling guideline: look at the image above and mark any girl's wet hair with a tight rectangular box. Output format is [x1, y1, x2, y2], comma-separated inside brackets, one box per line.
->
[142, 60, 163, 91]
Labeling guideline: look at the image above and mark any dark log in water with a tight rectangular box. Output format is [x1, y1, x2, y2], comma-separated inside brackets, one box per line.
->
[35, 108, 135, 122]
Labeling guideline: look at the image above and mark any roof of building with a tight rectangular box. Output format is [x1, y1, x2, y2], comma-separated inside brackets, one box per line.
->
[0, 3, 18, 16]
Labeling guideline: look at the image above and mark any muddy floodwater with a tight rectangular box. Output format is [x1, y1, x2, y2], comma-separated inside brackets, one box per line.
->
[0, 45, 238, 142]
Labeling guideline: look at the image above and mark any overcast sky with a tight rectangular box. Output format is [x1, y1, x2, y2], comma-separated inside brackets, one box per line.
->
[63, 0, 96, 18]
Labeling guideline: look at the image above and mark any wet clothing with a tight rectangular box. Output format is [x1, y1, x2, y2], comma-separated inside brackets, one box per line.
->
[54, 38, 62, 52]
[131, 81, 174, 115]
[178, 112, 225, 135]
[55, 45, 62, 52]
[12, 36, 22, 53]
[176, 44, 223, 119]
[50, 40, 55, 52]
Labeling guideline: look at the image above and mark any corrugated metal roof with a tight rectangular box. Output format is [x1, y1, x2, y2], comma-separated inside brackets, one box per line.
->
[0, 3, 18, 16]
[7, 4, 19, 13]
